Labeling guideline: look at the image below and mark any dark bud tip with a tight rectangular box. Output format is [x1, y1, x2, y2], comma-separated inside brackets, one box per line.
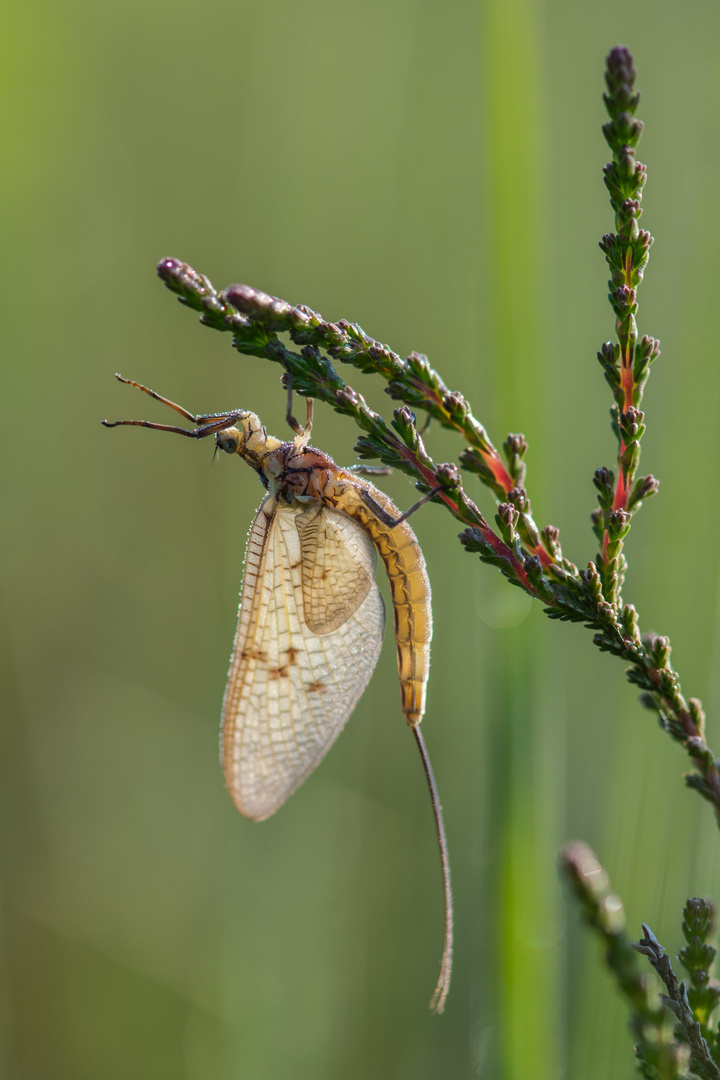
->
[335, 387, 361, 408]
[643, 633, 671, 668]
[436, 462, 461, 489]
[606, 45, 636, 83]
[156, 256, 182, 279]
[394, 406, 416, 426]
[226, 284, 269, 313]
[507, 486, 529, 512]
[609, 508, 630, 528]
[497, 502, 519, 528]
[442, 392, 467, 416]
[504, 433, 528, 457]
[683, 898, 715, 939]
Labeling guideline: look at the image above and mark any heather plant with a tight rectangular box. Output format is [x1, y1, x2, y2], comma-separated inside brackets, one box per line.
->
[108, 47, 720, 1075]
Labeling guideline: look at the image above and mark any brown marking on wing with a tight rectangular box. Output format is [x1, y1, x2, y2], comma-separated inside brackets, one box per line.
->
[221, 500, 385, 823]
[241, 647, 269, 662]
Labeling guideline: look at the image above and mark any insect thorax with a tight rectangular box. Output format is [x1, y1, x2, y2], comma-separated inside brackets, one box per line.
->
[260, 444, 338, 506]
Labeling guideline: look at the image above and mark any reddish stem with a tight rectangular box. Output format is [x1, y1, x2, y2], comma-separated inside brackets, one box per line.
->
[602, 339, 634, 556]
[484, 452, 514, 494]
[530, 544, 554, 569]
[398, 448, 536, 595]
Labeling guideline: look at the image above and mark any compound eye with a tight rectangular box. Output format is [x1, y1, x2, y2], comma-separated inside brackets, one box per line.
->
[216, 429, 240, 455]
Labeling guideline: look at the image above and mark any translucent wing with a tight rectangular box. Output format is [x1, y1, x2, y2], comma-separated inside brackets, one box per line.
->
[295, 500, 374, 633]
[222, 497, 386, 821]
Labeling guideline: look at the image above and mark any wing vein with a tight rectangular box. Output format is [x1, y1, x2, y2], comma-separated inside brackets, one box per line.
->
[223, 503, 385, 820]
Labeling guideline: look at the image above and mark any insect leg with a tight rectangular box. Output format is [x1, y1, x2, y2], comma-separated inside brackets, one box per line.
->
[359, 486, 444, 527]
[283, 373, 314, 453]
[348, 464, 394, 477]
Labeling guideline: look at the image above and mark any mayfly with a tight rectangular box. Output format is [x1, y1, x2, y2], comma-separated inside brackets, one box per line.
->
[103, 374, 453, 1011]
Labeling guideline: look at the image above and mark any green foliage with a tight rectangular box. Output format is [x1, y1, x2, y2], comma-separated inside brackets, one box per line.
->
[679, 900, 720, 1048]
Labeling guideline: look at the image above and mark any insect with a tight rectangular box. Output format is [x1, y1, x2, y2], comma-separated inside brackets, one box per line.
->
[103, 374, 453, 1011]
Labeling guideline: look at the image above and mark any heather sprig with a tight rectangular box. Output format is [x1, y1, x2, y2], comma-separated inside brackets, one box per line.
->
[148, 48, 720, 828]
[559, 842, 689, 1078]
[157, 256, 537, 594]
[157, 258, 552, 563]
[678, 899, 720, 1051]
[595, 46, 660, 606]
[560, 843, 720, 1079]
[634, 920, 720, 1079]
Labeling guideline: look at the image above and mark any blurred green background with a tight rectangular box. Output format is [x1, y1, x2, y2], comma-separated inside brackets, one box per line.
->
[3, 1, 720, 1077]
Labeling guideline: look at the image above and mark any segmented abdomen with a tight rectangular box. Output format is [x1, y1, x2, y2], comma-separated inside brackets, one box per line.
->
[326, 475, 432, 726]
